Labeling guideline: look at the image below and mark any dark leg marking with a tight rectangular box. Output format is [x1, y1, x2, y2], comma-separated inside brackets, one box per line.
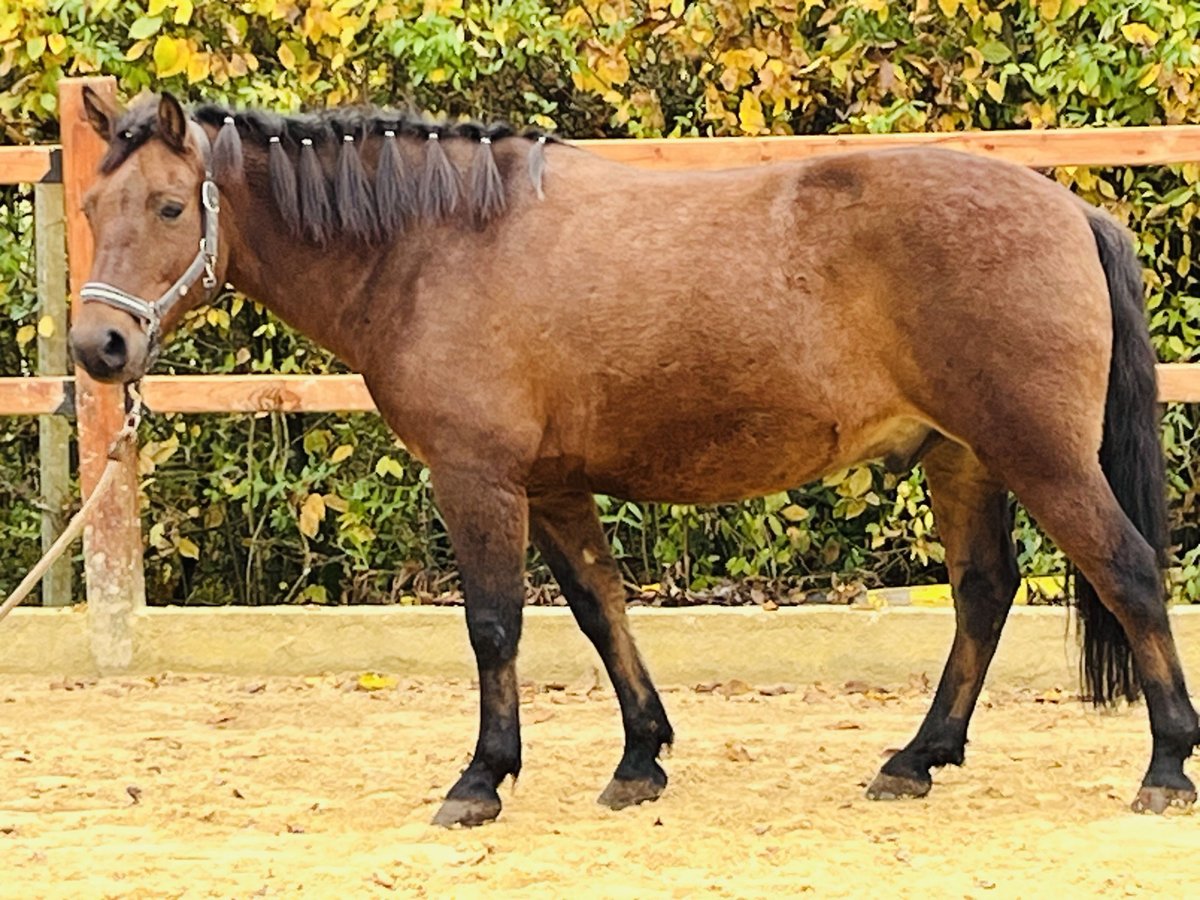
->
[1006, 468, 1199, 814]
[531, 492, 674, 809]
[430, 472, 528, 828]
[869, 445, 1019, 800]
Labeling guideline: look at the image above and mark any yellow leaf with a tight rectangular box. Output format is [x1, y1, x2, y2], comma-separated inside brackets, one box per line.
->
[36, 315, 55, 338]
[47, 33, 66, 55]
[738, 92, 766, 133]
[375, 456, 404, 479]
[1038, 0, 1061, 18]
[1121, 23, 1160, 46]
[153, 36, 189, 78]
[26, 36, 45, 60]
[300, 61, 322, 85]
[356, 672, 398, 692]
[177, 537, 200, 559]
[822, 468, 848, 488]
[985, 78, 1004, 101]
[173, 0, 193, 24]
[1138, 62, 1161, 89]
[595, 53, 630, 86]
[125, 40, 149, 61]
[845, 467, 873, 498]
[15, 324, 35, 347]
[299, 585, 329, 604]
[331, 444, 354, 464]
[859, 0, 887, 21]
[277, 41, 296, 70]
[781, 504, 809, 522]
[298, 493, 326, 537]
[937, 0, 959, 15]
[187, 51, 211, 84]
[205, 307, 230, 328]
[323, 493, 349, 513]
[428, 67, 447, 83]
[147, 0, 170, 14]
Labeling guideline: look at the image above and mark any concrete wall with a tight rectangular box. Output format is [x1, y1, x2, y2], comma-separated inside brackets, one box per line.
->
[7, 605, 1200, 689]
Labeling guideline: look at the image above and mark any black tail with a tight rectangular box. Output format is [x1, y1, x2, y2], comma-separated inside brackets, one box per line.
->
[1074, 212, 1169, 706]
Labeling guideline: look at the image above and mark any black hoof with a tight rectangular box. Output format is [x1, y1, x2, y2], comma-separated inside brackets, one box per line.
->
[865, 771, 932, 801]
[1131, 785, 1197, 815]
[431, 795, 502, 828]
[598, 775, 666, 810]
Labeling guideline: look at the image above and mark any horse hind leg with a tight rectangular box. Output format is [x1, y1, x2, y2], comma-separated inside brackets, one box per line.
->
[868, 443, 1019, 800]
[1004, 465, 1199, 812]
[530, 492, 674, 809]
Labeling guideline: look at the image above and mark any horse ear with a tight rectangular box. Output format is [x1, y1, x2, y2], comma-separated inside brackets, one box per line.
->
[157, 92, 188, 153]
[82, 86, 119, 141]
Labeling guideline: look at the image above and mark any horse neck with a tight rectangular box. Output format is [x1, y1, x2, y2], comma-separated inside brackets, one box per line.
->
[219, 171, 422, 372]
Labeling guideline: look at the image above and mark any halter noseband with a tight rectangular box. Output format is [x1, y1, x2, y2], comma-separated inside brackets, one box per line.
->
[80, 121, 221, 361]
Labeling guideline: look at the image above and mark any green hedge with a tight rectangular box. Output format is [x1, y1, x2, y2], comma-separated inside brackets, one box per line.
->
[1, 0, 1198, 604]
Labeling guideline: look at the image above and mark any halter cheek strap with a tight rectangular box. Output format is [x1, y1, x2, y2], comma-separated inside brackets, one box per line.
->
[80, 121, 222, 360]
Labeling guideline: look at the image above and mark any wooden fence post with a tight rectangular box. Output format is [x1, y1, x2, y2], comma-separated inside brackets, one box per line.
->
[59, 77, 145, 671]
[34, 179, 74, 607]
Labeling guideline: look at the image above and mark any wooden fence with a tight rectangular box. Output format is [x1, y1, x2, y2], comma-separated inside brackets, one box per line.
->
[2, 76, 1199, 671]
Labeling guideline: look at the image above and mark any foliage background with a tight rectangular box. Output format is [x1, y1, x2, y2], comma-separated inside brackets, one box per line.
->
[1, 0, 1198, 605]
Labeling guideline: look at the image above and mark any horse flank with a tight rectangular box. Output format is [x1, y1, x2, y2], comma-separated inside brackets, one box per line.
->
[97, 100, 553, 244]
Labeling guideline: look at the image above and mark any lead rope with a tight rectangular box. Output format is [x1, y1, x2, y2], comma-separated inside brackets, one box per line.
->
[0, 383, 143, 624]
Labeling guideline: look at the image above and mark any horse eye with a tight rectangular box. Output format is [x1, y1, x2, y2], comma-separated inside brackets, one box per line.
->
[159, 201, 184, 220]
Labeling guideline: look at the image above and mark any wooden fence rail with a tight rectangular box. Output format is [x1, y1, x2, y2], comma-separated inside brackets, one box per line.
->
[0, 75, 1197, 672]
[2, 368, 1198, 418]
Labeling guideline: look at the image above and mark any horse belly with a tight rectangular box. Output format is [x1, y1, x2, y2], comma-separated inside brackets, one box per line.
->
[579, 411, 933, 504]
[581, 407, 841, 504]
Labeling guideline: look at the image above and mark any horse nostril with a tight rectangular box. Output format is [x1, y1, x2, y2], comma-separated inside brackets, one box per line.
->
[99, 329, 127, 370]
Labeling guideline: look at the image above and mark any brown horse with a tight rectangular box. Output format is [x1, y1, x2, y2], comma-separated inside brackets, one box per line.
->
[71, 90, 1198, 828]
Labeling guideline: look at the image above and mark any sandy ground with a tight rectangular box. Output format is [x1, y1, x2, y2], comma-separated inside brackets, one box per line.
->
[2, 671, 1198, 898]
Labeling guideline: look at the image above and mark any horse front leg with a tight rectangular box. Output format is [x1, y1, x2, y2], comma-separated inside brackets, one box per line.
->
[429, 470, 528, 828]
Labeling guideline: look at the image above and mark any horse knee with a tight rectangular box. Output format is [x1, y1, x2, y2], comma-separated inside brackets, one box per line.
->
[466, 604, 522, 669]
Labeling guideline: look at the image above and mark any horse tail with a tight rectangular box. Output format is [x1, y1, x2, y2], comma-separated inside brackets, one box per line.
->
[1073, 211, 1169, 706]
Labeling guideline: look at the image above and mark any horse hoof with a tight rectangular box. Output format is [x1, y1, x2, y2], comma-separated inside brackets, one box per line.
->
[598, 776, 665, 810]
[431, 796, 502, 828]
[1131, 785, 1197, 815]
[865, 771, 932, 801]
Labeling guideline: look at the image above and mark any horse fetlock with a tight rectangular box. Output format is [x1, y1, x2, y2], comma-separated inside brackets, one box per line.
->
[888, 739, 965, 776]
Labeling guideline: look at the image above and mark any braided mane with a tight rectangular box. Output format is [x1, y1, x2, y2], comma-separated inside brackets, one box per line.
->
[99, 99, 555, 244]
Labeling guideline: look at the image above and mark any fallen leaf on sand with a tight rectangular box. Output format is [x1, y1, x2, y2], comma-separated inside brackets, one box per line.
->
[357, 672, 398, 692]
[725, 741, 756, 763]
[716, 679, 754, 697]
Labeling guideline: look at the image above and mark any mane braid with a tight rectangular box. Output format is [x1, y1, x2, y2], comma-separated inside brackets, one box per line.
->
[419, 131, 461, 220]
[375, 129, 417, 234]
[528, 135, 548, 201]
[335, 135, 378, 242]
[468, 137, 506, 229]
[267, 134, 300, 231]
[212, 115, 244, 182]
[297, 137, 332, 244]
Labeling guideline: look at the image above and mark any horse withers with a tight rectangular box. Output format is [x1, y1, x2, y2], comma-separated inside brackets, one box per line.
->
[71, 90, 1198, 827]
